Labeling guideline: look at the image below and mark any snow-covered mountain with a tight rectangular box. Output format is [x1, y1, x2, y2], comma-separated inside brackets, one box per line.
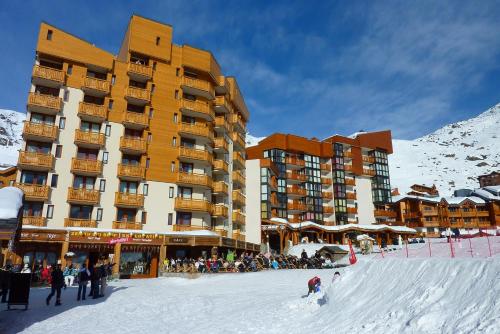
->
[0, 109, 24, 169]
[389, 103, 499, 195]
[246, 133, 266, 147]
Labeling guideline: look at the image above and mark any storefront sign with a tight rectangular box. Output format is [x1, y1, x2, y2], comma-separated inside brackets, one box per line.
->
[130, 237, 163, 246]
[109, 237, 132, 245]
[167, 237, 191, 244]
[20, 231, 65, 242]
[261, 225, 278, 231]
[70, 235, 112, 244]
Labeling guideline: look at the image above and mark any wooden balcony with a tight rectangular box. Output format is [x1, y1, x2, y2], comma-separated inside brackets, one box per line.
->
[70, 158, 103, 176]
[322, 178, 333, 186]
[287, 172, 307, 183]
[115, 192, 144, 208]
[345, 178, 356, 186]
[214, 137, 229, 152]
[214, 116, 232, 133]
[64, 218, 97, 228]
[422, 220, 441, 228]
[363, 168, 376, 177]
[74, 130, 105, 148]
[343, 151, 353, 159]
[286, 157, 305, 169]
[232, 190, 246, 206]
[78, 102, 107, 122]
[287, 202, 307, 212]
[346, 192, 357, 200]
[14, 183, 50, 201]
[320, 163, 331, 172]
[117, 164, 145, 181]
[22, 216, 47, 227]
[374, 209, 397, 218]
[233, 152, 245, 170]
[212, 205, 229, 218]
[461, 211, 477, 217]
[179, 146, 212, 164]
[323, 206, 334, 214]
[233, 231, 246, 242]
[18, 151, 54, 171]
[125, 86, 151, 104]
[476, 210, 490, 217]
[177, 172, 212, 188]
[22, 122, 58, 142]
[32, 65, 65, 87]
[27, 92, 62, 115]
[478, 221, 492, 228]
[230, 114, 245, 133]
[422, 209, 439, 216]
[214, 95, 232, 113]
[172, 224, 211, 232]
[83, 76, 110, 96]
[113, 221, 143, 230]
[344, 165, 353, 172]
[120, 136, 147, 154]
[174, 197, 212, 213]
[362, 155, 375, 164]
[67, 187, 100, 205]
[347, 207, 358, 214]
[127, 62, 153, 81]
[213, 181, 228, 195]
[123, 111, 149, 129]
[447, 211, 462, 217]
[232, 171, 245, 187]
[231, 132, 245, 151]
[287, 186, 307, 197]
[214, 228, 228, 237]
[232, 210, 246, 225]
[213, 159, 229, 174]
[322, 192, 333, 200]
[180, 99, 214, 121]
[179, 122, 213, 141]
[181, 76, 215, 100]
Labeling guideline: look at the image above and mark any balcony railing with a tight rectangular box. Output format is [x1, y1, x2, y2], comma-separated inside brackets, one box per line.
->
[214, 95, 232, 113]
[362, 155, 375, 163]
[233, 152, 245, 169]
[232, 190, 246, 205]
[115, 192, 144, 207]
[213, 159, 229, 174]
[287, 186, 307, 197]
[27, 93, 62, 113]
[287, 202, 307, 211]
[285, 157, 305, 168]
[374, 209, 397, 218]
[320, 163, 331, 171]
[120, 136, 147, 154]
[233, 231, 246, 242]
[363, 168, 376, 176]
[123, 111, 149, 128]
[22, 216, 47, 226]
[347, 207, 358, 214]
[422, 209, 439, 216]
[323, 192, 333, 200]
[180, 99, 215, 120]
[78, 102, 107, 121]
[179, 122, 213, 140]
[213, 181, 228, 194]
[214, 229, 228, 237]
[32, 65, 65, 84]
[172, 224, 211, 232]
[344, 165, 353, 172]
[181, 76, 214, 98]
[174, 197, 212, 212]
[461, 211, 477, 217]
[232, 210, 246, 225]
[179, 146, 212, 163]
[323, 206, 334, 214]
[343, 151, 353, 159]
[213, 205, 229, 217]
[287, 172, 307, 182]
[74, 130, 105, 148]
[322, 178, 333, 185]
[128, 62, 153, 79]
[346, 192, 357, 200]
[231, 132, 245, 150]
[14, 183, 50, 201]
[214, 137, 228, 151]
[64, 218, 97, 228]
[18, 151, 54, 170]
[177, 172, 212, 188]
[83, 76, 110, 94]
[214, 116, 232, 133]
[23, 122, 58, 141]
[230, 114, 245, 132]
[345, 178, 356, 186]
[67, 187, 100, 204]
[113, 221, 143, 230]
[117, 164, 145, 180]
[232, 171, 245, 186]
[70, 158, 103, 175]
[125, 86, 151, 102]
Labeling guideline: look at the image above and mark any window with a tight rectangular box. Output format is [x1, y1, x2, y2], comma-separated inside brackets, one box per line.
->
[168, 213, 173, 225]
[103, 151, 109, 163]
[55, 145, 62, 158]
[63, 90, 69, 102]
[151, 84, 155, 94]
[149, 108, 154, 119]
[119, 181, 138, 194]
[67, 65, 73, 75]
[147, 133, 152, 143]
[50, 174, 58, 188]
[174, 90, 179, 99]
[99, 179, 106, 192]
[170, 161, 175, 172]
[70, 205, 92, 219]
[152, 62, 157, 70]
[173, 113, 178, 123]
[47, 30, 53, 40]
[143, 183, 149, 196]
[141, 211, 147, 224]
[176, 212, 191, 225]
[178, 187, 192, 199]
[59, 117, 66, 129]
[172, 137, 177, 147]
[108, 99, 114, 109]
[169, 187, 174, 198]
[156, 36, 160, 45]
[146, 158, 150, 169]
[117, 208, 136, 222]
[105, 125, 111, 137]
[111, 75, 116, 85]
[73, 176, 95, 190]
[96, 208, 103, 221]
[176, 68, 180, 77]
[46, 205, 54, 219]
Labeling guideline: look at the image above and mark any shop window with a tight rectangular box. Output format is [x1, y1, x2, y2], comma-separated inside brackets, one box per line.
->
[120, 251, 153, 276]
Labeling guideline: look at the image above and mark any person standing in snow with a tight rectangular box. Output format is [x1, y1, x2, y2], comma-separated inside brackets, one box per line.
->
[46, 264, 64, 306]
[307, 276, 321, 296]
[77, 264, 90, 301]
[99, 261, 108, 297]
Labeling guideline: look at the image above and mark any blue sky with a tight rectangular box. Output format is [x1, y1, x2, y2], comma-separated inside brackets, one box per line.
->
[0, 1, 499, 139]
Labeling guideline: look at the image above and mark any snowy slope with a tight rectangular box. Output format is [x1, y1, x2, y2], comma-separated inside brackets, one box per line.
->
[390, 103, 500, 195]
[246, 133, 266, 147]
[0, 109, 24, 169]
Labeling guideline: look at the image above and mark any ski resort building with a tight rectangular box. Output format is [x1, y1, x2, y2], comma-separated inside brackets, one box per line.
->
[2, 15, 260, 278]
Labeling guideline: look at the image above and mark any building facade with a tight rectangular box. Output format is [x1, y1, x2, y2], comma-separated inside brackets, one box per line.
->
[478, 172, 500, 188]
[6, 16, 258, 278]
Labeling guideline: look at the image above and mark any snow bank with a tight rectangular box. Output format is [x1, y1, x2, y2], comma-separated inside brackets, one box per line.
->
[0, 186, 23, 219]
[287, 243, 350, 257]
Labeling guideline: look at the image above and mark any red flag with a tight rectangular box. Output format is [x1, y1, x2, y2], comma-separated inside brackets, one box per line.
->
[348, 239, 357, 265]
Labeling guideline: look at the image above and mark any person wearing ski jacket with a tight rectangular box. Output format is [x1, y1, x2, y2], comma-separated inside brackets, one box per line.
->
[77, 264, 90, 301]
[46, 264, 64, 306]
[307, 276, 321, 296]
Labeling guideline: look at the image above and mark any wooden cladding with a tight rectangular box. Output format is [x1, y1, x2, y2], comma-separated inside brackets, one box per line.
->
[229, 114, 245, 132]
[233, 152, 245, 169]
[67, 187, 100, 205]
[345, 178, 356, 186]
[70, 158, 103, 175]
[27, 93, 62, 114]
[115, 192, 145, 207]
[83, 76, 110, 94]
[23, 122, 58, 141]
[322, 192, 333, 200]
[22, 216, 47, 227]
[231, 132, 245, 150]
[18, 151, 54, 170]
[321, 178, 333, 185]
[78, 102, 107, 121]
[120, 136, 147, 154]
[113, 221, 143, 230]
[346, 192, 357, 200]
[123, 111, 149, 129]
[347, 207, 358, 214]
[180, 99, 214, 120]
[323, 206, 334, 214]
[74, 130, 105, 148]
[64, 218, 97, 228]
[174, 197, 212, 213]
[177, 172, 212, 188]
[117, 164, 145, 180]
[320, 163, 331, 171]
[15, 183, 50, 201]
[32, 65, 65, 84]
[127, 62, 153, 79]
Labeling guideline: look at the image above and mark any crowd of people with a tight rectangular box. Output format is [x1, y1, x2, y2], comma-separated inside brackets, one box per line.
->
[162, 249, 338, 274]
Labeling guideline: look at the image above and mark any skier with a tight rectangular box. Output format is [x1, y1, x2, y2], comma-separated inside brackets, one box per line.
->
[332, 271, 341, 283]
[46, 264, 64, 306]
[307, 276, 321, 296]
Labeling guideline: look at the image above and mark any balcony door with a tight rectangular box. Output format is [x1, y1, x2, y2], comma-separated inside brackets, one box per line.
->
[80, 121, 100, 133]
[122, 154, 141, 166]
[180, 162, 193, 174]
[83, 94, 104, 105]
[77, 148, 98, 160]
[34, 85, 59, 97]
[119, 181, 138, 194]
[20, 171, 47, 185]
[176, 212, 192, 226]
[124, 128, 143, 140]
[178, 187, 192, 199]
[117, 208, 136, 222]
[30, 113, 55, 125]
[69, 205, 92, 220]
[23, 202, 44, 217]
[180, 138, 195, 149]
[26, 141, 51, 154]
[73, 176, 95, 190]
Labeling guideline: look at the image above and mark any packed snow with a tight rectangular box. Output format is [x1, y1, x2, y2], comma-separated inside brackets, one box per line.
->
[2, 237, 498, 334]
[0, 186, 23, 219]
[0, 109, 24, 169]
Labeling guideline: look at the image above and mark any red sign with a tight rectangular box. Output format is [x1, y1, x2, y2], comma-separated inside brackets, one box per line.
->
[109, 237, 132, 245]
[348, 240, 357, 265]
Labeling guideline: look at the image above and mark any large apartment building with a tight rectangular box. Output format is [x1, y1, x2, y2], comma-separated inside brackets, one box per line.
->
[8, 15, 256, 277]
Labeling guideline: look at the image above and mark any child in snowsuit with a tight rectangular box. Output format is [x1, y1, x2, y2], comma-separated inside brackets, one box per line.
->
[307, 276, 321, 296]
